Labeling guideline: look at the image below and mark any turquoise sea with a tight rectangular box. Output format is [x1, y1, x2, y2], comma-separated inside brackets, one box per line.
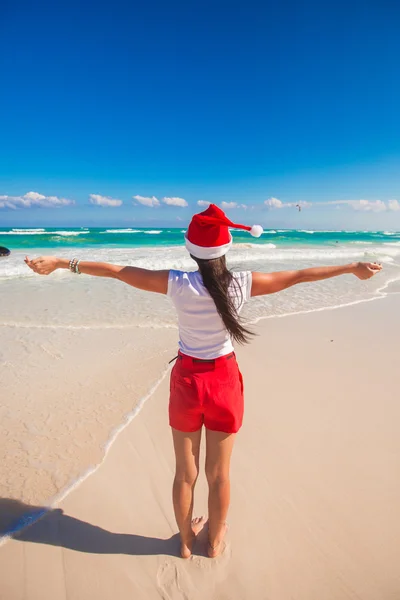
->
[1, 225, 400, 326]
[1, 226, 400, 253]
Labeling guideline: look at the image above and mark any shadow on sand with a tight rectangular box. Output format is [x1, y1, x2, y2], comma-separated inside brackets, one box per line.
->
[0, 498, 181, 557]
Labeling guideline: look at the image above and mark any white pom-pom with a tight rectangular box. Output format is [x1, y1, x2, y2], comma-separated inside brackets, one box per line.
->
[250, 225, 263, 238]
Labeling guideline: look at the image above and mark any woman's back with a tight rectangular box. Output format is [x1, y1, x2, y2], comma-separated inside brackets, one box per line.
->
[167, 269, 252, 359]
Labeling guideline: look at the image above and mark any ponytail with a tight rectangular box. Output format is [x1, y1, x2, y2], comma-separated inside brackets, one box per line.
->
[191, 255, 253, 345]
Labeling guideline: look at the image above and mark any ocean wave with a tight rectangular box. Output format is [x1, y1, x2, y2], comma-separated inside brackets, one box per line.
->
[51, 231, 87, 236]
[144, 230, 162, 234]
[12, 228, 46, 232]
[264, 230, 277, 234]
[1, 230, 86, 236]
[298, 230, 315, 234]
[103, 229, 141, 234]
[233, 243, 276, 249]
[1, 231, 47, 235]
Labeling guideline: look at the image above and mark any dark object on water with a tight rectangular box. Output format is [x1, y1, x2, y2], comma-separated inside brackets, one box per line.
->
[0, 246, 10, 256]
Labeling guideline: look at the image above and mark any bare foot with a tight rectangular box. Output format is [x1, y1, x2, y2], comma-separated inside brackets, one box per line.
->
[208, 522, 228, 558]
[180, 516, 206, 559]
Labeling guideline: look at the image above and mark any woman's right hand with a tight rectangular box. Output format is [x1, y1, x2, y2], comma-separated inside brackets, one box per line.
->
[25, 256, 60, 275]
[352, 261, 382, 280]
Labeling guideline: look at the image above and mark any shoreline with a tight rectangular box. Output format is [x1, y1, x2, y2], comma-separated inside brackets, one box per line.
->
[0, 362, 174, 547]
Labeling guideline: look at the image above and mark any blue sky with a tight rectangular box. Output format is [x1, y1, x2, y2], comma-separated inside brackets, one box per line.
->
[1, 0, 400, 229]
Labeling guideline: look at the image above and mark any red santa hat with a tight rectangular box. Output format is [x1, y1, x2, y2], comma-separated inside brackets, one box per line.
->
[185, 203, 263, 259]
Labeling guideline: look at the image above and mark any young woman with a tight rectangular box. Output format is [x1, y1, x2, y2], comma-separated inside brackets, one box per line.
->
[25, 204, 382, 559]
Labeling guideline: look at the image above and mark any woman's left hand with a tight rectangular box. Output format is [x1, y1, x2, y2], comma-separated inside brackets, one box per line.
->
[352, 261, 382, 280]
[25, 256, 59, 275]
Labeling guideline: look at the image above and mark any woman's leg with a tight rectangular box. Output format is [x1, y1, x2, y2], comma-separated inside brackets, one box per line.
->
[205, 429, 236, 557]
[171, 427, 205, 558]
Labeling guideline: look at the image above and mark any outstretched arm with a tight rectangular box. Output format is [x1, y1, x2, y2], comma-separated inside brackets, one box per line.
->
[24, 256, 169, 294]
[251, 262, 382, 297]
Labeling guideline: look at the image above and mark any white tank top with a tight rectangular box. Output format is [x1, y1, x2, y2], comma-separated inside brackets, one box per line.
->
[167, 269, 252, 359]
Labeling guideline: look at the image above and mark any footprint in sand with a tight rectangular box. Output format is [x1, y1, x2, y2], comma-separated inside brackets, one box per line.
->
[157, 562, 190, 600]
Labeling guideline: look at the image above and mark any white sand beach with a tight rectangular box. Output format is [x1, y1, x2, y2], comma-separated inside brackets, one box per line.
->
[1, 293, 399, 600]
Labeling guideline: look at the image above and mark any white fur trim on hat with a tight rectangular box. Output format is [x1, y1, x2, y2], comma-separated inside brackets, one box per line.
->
[250, 225, 263, 237]
[185, 235, 232, 259]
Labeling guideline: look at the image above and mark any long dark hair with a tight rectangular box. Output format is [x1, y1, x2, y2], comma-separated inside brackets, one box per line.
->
[191, 254, 253, 344]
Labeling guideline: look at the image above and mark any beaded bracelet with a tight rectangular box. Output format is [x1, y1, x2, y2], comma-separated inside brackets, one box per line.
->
[69, 258, 77, 272]
[69, 258, 81, 274]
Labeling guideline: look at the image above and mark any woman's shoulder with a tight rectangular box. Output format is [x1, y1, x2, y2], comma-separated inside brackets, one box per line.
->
[167, 269, 201, 296]
[230, 271, 252, 301]
[231, 270, 252, 281]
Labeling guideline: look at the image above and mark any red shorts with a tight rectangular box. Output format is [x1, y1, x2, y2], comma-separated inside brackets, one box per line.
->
[169, 351, 244, 434]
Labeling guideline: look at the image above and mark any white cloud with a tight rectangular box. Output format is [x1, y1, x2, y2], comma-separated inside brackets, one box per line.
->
[89, 194, 122, 207]
[264, 197, 312, 210]
[25, 191, 46, 201]
[197, 200, 210, 207]
[220, 201, 238, 209]
[352, 200, 387, 212]
[133, 195, 160, 207]
[263, 196, 400, 212]
[388, 199, 400, 212]
[162, 197, 188, 207]
[325, 199, 394, 212]
[264, 197, 283, 209]
[0, 191, 75, 209]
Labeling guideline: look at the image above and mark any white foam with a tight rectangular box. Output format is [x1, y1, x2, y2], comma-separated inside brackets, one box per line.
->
[249, 272, 400, 327]
[2, 231, 46, 235]
[11, 228, 46, 232]
[144, 230, 162, 234]
[2, 230, 85, 236]
[0, 321, 177, 330]
[3, 242, 400, 281]
[103, 229, 141, 233]
[51, 231, 86, 236]
[233, 243, 276, 249]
